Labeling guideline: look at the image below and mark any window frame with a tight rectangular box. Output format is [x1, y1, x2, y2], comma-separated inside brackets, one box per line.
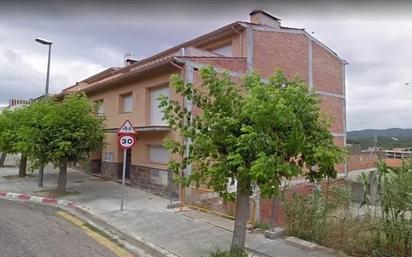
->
[148, 145, 170, 164]
[119, 92, 133, 113]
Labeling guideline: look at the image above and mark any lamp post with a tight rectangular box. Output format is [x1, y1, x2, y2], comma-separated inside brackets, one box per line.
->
[35, 38, 53, 97]
[35, 37, 53, 187]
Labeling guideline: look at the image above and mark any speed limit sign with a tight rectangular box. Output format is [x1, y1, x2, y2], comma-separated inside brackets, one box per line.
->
[118, 134, 136, 149]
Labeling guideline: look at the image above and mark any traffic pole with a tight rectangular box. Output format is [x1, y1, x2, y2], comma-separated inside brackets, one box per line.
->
[121, 148, 126, 211]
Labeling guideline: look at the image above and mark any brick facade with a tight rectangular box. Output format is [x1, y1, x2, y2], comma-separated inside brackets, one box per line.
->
[253, 31, 309, 80]
[319, 95, 345, 134]
[312, 43, 343, 95]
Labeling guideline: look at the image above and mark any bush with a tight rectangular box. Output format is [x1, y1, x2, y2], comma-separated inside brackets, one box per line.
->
[282, 164, 412, 257]
[282, 185, 350, 243]
[366, 162, 412, 257]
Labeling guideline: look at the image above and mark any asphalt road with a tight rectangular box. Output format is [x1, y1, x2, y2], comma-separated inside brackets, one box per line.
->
[0, 199, 120, 257]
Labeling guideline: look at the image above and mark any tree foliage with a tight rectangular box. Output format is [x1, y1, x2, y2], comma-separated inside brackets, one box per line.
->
[160, 67, 346, 253]
[0, 93, 105, 191]
[161, 67, 345, 197]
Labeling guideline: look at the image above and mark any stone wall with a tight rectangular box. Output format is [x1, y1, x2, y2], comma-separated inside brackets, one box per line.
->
[130, 165, 179, 200]
[101, 161, 121, 179]
[100, 161, 178, 200]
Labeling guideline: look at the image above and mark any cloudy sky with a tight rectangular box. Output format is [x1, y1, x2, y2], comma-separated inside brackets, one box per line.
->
[0, 0, 411, 131]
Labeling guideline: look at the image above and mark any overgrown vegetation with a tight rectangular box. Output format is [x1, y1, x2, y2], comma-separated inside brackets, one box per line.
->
[282, 162, 412, 257]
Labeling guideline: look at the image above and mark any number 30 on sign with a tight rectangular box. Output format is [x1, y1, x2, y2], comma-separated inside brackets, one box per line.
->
[118, 134, 136, 149]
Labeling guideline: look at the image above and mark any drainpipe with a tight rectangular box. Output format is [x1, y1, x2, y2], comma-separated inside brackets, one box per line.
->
[170, 59, 184, 206]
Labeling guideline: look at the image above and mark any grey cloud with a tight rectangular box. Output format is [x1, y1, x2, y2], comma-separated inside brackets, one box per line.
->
[1, 1, 412, 130]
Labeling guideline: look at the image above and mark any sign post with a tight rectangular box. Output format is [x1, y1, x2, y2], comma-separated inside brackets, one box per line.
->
[117, 120, 137, 211]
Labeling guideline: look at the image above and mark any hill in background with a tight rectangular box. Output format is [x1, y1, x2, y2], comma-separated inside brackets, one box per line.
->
[347, 128, 412, 150]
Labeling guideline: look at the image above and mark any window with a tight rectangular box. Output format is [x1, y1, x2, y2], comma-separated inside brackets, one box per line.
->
[95, 100, 104, 116]
[150, 87, 169, 125]
[149, 145, 170, 163]
[211, 44, 232, 57]
[120, 93, 133, 113]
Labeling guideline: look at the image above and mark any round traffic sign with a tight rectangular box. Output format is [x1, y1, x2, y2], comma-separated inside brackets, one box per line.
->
[118, 134, 136, 149]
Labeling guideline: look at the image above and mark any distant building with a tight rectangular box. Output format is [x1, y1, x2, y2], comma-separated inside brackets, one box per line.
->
[383, 149, 412, 167]
[7, 98, 33, 110]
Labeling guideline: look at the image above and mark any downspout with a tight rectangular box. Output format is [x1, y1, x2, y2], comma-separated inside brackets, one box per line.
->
[170, 58, 185, 208]
[172, 53, 194, 211]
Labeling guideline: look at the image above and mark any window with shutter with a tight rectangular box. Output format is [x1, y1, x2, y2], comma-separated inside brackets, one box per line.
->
[120, 93, 133, 113]
[149, 145, 170, 164]
[150, 87, 169, 125]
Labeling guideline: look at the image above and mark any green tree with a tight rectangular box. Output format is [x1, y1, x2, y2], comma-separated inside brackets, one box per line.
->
[17, 93, 105, 193]
[160, 67, 345, 255]
[37, 94, 104, 193]
[0, 108, 29, 176]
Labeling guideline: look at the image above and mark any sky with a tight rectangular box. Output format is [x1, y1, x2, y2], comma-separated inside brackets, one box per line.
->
[0, 0, 411, 131]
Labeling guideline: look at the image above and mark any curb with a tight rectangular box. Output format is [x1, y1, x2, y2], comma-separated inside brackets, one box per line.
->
[285, 236, 319, 251]
[0, 191, 76, 208]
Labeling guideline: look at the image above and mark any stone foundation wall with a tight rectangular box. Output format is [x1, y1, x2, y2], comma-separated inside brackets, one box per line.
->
[130, 165, 179, 200]
[101, 161, 121, 179]
[100, 161, 178, 200]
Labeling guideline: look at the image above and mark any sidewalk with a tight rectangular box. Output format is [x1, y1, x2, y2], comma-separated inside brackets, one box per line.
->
[0, 155, 336, 257]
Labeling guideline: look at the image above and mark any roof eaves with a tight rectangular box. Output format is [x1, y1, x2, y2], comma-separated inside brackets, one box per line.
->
[119, 21, 244, 73]
[82, 57, 177, 94]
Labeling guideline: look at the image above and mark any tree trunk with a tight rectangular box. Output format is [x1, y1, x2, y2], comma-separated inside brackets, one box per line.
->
[0, 152, 6, 167]
[56, 164, 67, 194]
[18, 155, 27, 177]
[230, 181, 250, 256]
[38, 164, 44, 187]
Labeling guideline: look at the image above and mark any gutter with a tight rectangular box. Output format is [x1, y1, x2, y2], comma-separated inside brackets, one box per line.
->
[76, 57, 179, 94]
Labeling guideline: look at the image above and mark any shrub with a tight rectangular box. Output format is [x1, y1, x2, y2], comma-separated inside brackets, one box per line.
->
[282, 163, 412, 257]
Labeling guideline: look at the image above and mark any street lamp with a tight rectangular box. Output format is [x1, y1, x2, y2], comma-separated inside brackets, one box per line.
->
[35, 37, 53, 97]
[35, 37, 52, 188]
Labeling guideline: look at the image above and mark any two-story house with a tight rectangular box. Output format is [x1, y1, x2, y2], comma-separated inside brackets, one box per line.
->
[59, 10, 346, 198]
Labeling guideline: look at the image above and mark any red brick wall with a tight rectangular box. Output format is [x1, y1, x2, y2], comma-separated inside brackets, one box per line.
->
[185, 57, 247, 73]
[253, 31, 308, 80]
[312, 43, 343, 95]
[348, 153, 377, 172]
[319, 95, 344, 134]
[259, 178, 346, 225]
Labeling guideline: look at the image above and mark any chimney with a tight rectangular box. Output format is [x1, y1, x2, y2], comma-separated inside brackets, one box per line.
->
[124, 53, 138, 66]
[249, 10, 281, 28]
